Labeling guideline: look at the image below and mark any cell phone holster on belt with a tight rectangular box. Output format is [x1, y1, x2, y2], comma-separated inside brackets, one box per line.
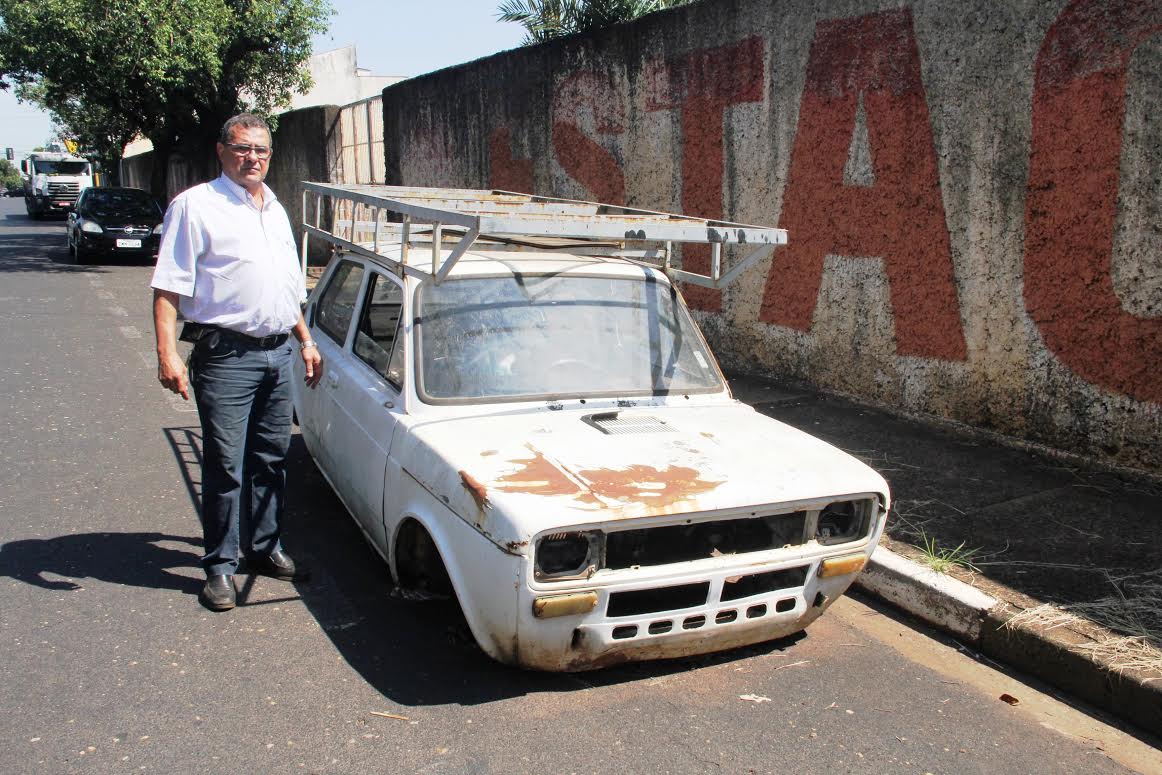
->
[179, 322, 211, 344]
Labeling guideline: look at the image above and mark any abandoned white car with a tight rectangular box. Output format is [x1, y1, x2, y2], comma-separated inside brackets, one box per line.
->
[291, 184, 891, 671]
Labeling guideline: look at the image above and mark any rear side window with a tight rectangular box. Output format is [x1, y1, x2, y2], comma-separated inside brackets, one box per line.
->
[316, 261, 365, 345]
[353, 273, 405, 389]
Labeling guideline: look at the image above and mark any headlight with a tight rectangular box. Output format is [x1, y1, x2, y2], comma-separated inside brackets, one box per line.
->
[80, 221, 103, 234]
[534, 531, 602, 581]
[815, 500, 871, 545]
[152, 224, 163, 235]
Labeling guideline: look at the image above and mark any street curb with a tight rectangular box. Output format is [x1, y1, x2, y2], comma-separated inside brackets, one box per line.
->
[855, 547, 1162, 738]
[857, 546, 996, 643]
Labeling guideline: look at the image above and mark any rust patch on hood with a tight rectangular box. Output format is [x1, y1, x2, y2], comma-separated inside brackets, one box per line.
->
[578, 464, 723, 508]
[493, 450, 602, 507]
[487, 447, 722, 512]
[459, 469, 490, 512]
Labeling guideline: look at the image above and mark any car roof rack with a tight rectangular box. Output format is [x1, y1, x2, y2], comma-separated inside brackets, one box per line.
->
[300, 182, 787, 287]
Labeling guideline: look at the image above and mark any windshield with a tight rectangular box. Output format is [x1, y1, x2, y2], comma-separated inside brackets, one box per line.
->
[83, 190, 161, 220]
[417, 271, 723, 402]
[33, 160, 90, 176]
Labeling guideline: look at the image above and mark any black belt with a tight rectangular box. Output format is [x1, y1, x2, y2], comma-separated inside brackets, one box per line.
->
[180, 322, 289, 349]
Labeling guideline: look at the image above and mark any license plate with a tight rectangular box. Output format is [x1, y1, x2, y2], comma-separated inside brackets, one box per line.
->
[55, 201, 70, 208]
[116, 238, 142, 248]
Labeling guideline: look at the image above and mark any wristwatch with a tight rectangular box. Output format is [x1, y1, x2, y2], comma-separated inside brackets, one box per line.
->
[300, 339, 317, 350]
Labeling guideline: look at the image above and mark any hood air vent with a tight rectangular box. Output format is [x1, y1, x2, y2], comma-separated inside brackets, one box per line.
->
[583, 412, 675, 435]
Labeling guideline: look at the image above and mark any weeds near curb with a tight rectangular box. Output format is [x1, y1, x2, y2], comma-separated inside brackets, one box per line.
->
[917, 531, 980, 574]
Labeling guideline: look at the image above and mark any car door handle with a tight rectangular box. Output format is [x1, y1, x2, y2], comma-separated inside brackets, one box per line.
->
[326, 371, 339, 388]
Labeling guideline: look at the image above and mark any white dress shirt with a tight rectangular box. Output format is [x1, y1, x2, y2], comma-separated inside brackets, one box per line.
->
[151, 175, 305, 337]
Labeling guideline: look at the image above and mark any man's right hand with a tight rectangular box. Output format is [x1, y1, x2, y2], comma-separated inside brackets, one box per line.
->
[153, 289, 189, 400]
[158, 351, 190, 400]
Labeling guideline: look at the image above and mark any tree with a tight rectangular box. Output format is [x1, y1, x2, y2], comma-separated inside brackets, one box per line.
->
[18, 80, 137, 185]
[0, 0, 331, 200]
[0, 158, 20, 188]
[497, 0, 694, 44]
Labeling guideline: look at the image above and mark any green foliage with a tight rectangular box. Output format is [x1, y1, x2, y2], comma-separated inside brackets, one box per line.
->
[497, 0, 694, 44]
[0, 158, 20, 188]
[0, 0, 332, 196]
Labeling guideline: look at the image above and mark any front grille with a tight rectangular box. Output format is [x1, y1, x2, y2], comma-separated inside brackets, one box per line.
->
[605, 511, 809, 570]
[720, 566, 809, 601]
[109, 226, 152, 237]
[46, 182, 80, 201]
[607, 581, 710, 617]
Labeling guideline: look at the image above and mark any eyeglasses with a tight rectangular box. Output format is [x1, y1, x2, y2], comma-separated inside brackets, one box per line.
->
[224, 143, 272, 159]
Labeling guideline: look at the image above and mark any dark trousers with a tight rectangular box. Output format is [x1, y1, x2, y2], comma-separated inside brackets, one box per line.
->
[192, 336, 294, 577]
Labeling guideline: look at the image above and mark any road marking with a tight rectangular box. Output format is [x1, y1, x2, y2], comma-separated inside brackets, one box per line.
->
[107, 306, 128, 317]
[119, 325, 142, 339]
[97, 290, 114, 300]
[89, 277, 104, 287]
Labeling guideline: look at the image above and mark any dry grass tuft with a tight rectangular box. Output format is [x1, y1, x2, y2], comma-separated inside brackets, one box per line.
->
[1005, 569, 1162, 681]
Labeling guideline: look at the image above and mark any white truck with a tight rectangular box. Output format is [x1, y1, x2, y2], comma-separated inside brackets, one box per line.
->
[291, 184, 891, 670]
[21, 150, 93, 218]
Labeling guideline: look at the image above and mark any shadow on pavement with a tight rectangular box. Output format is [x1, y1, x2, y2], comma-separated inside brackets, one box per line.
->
[164, 426, 204, 515]
[0, 531, 203, 595]
[0, 232, 156, 272]
[0, 232, 92, 274]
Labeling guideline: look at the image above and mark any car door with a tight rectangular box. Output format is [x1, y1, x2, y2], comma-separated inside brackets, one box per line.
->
[66, 190, 86, 250]
[317, 267, 406, 550]
[299, 259, 365, 476]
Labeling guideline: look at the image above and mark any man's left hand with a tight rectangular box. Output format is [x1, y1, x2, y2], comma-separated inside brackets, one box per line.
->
[301, 345, 323, 388]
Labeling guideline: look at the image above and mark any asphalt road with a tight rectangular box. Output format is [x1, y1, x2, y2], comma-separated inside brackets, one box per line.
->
[1, 196, 1158, 775]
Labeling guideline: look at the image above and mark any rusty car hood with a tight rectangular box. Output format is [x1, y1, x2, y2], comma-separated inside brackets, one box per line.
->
[399, 401, 890, 552]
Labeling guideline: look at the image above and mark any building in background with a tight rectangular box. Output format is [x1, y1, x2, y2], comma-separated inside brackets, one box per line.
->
[289, 45, 404, 110]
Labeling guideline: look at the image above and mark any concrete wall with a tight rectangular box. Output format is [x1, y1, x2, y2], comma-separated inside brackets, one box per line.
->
[264, 105, 343, 263]
[379, 0, 1162, 473]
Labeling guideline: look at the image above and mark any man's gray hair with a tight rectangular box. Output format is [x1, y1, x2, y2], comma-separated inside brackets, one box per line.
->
[219, 113, 272, 145]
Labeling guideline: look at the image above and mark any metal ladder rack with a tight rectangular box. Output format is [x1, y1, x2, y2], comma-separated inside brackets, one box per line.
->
[300, 182, 787, 287]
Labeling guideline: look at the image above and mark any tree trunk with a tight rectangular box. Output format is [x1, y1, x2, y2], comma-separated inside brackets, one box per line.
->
[148, 134, 172, 205]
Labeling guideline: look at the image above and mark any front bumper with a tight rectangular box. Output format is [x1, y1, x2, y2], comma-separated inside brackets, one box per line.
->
[33, 195, 76, 213]
[78, 230, 160, 257]
[512, 551, 869, 671]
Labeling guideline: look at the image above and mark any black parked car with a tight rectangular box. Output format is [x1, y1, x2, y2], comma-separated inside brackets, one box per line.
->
[66, 187, 163, 264]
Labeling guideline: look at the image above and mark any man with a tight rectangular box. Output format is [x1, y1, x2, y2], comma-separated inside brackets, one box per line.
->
[151, 113, 323, 611]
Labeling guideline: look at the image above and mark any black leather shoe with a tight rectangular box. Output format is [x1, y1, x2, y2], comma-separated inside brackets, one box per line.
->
[201, 574, 236, 611]
[248, 549, 310, 581]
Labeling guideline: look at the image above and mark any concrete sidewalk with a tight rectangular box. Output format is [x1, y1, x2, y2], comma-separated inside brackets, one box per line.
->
[727, 373, 1162, 740]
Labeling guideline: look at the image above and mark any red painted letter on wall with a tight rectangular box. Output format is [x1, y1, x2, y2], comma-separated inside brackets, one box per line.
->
[1024, 0, 1162, 402]
[646, 37, 765, 311]
[489, 128, 534, 193]
[552, 71, 626, 205]
[760, 9, 966, 360]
